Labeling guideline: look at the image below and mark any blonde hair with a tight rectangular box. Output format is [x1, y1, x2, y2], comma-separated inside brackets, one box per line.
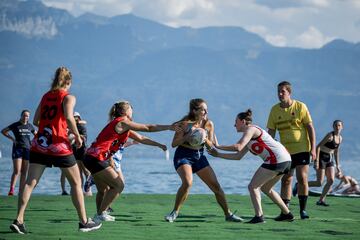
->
[108, 100, 132, 121]
[51, 67, 72, 91]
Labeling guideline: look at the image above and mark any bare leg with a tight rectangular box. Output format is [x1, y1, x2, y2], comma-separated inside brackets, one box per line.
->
[260, 173, 290, 214]
[172, 164, 193, 213]
[280, 172, 293, 201]
[60, 170, 67, 193]
[296, 165, 309, 196]
[308, 168, 324, 187]
[320, 167, 335, 202]
[93, 167, 124, 214]
[248, 167, 279, 216]
[10, 158, 22, 193]
[19, 159, 29, 195]
[61, 164, 88, 224]
[16, 163, 46, 223]
[196, 166, 231, 217]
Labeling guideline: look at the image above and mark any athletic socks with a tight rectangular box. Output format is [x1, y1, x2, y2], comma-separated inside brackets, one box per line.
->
[282, 198, 290, 207]
[298, 195, 308, 211]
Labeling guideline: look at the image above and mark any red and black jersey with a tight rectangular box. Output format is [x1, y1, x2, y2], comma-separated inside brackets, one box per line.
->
[31, 90, 73, 156]
[86, 117, 130, 161]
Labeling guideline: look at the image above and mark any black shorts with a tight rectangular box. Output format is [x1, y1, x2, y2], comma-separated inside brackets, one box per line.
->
[29, 151, 77, 168]
[290, 152, 310, 169]
[261, 161, 291, 175]
[12, 145, 30, 160]
[173, 146, 210, 173]
[318, 151, 334, 169]
[83, 154, 111, 174]
[72, 145, 86, 161]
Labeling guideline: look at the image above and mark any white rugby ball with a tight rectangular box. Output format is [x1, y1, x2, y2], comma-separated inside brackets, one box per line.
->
[188, 128, 207, 147]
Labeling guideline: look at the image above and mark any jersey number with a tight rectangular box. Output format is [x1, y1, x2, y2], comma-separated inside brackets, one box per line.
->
[42, 105, 58, 120]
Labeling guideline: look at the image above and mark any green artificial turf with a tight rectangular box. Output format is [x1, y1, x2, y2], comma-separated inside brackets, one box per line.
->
[0, 194, 359, 239]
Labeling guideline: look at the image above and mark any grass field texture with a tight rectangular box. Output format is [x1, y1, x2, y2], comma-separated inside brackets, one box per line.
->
[0, 194, 359, 239]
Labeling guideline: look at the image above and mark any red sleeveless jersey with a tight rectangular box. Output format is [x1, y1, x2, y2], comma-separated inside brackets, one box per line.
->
[31, 90, 73, 156]
[86, 116, 130, 161]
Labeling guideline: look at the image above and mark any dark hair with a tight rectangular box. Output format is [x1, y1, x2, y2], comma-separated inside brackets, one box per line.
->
[333, 119, 343, 128]
[237, 109, 253, 125]
[179, 98, 207, 122]
[108, 101, 132, 121]
[277, 81, 292, 94]
[21, 109, 30, 116]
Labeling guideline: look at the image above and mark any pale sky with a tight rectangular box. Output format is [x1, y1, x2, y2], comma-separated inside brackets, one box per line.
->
[42, 0, 360, 49]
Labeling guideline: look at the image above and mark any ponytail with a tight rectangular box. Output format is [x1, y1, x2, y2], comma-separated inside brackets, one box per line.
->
[237, 109, 253, 125]
[108, 101, 132, 121]
[51, 66, 72, 91]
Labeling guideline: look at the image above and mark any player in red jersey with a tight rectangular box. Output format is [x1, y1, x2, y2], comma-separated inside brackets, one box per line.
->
[83, 100, 176, 223]
[10, 67, 101, 234]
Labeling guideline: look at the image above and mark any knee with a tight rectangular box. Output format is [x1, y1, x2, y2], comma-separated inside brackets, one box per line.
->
[282, 177, 292, 186]
[261, 186, 271, 195]
[182, 180, 193, 190]
[248, 183, 259, 192]
[113, 181, 124, 193]
[327, 178, 334, 185]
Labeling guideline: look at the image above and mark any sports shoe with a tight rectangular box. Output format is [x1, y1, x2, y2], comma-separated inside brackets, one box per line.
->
[62, 190, 69, 195]
[79, 218, 102, 232]
[225, 211, 244, 222]
[165, 210, 178, 223]
[84, 176, 95, 192]
[10, 219, 27, 234]
[316, 200, 329, 207]
[300, 210, 309, 219]
[247, 215, 265, 224]
[93, 211, 116, 223]
[292, 183, 298, 197]
[274, 212, 294, 222]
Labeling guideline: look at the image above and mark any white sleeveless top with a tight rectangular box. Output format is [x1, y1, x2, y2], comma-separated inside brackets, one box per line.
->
[246, 126, 291, 165]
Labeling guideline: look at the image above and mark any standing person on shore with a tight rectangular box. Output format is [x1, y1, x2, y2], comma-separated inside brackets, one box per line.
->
[83, 100, 175, 223]
[1, 110, 36, 196]
[307, 120, 343, 206]
[267, 81, 316, 219]
[164, 98, 242, 223]
[10, 67, 101, 234]
[209, 109, 293, 224]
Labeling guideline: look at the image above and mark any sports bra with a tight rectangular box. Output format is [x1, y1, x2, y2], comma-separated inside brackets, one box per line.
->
[324, 132, 340, 150]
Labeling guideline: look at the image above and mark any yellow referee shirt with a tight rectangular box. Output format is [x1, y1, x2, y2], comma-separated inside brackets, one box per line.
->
[267, 100, 312, 154]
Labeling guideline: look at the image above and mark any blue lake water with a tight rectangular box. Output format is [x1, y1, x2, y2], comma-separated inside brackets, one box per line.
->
[1, 154, 359, 196]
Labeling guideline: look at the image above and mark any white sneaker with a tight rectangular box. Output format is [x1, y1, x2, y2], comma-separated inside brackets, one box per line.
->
[93, 211, 115, 223]
[164, 210, 178, 223]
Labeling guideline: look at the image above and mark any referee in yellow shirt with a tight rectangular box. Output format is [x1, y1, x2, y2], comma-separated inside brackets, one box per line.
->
[267, 81, 316, 219]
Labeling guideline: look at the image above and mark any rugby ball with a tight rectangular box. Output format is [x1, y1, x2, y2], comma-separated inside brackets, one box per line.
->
[188, 128, 207, 147]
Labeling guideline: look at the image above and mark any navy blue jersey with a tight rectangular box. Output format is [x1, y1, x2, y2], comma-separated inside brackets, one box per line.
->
[7, 121, 35, 149]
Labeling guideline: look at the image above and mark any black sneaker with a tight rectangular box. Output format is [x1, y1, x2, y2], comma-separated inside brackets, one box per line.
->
[247, 215, 265, 224]
[316, 200, 329, 207]
[300, 210, 309, 219]
[292, 183, 298, 197]
[274, 212, 294, 222]
[79, 218, 102, 232]
[10, 219, 27, 234]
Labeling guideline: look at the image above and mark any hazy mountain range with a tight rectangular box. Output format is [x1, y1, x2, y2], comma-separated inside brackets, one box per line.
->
[1, 0, 359, 160]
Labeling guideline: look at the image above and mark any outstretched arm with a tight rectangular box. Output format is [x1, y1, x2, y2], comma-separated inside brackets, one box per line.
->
[129, 130, 167, 151]
[208, 147, 249, 160]
[117, 119, 177, 134]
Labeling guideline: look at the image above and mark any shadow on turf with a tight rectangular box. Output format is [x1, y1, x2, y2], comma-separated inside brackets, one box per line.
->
[320, 230, 353, 236]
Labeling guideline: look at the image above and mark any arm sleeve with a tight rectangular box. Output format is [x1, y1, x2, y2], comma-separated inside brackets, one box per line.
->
[301, 103, 312, 124]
